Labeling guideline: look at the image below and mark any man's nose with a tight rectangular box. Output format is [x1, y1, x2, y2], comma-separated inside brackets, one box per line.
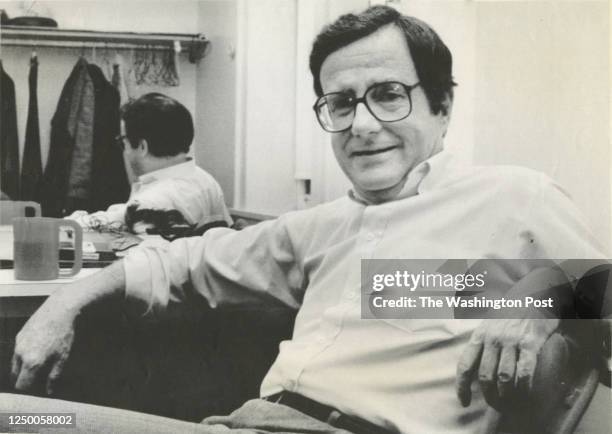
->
[350, 102, 381, 137]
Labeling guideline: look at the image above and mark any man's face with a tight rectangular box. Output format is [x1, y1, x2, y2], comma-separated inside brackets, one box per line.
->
[120, 121, 138, 182]
[319, 25, 450, 203]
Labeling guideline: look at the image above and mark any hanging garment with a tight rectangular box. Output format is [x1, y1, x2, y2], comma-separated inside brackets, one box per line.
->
[42, 57, 91, 216]
[0, 61, 20, 199]
[20, 54, 44, 202]
[42, 58, 129, 216]
[111, 62, 130, 106]
[65, 59, 95, 203]
[131, 47, 179, 87]
[87, 63, 129, 213]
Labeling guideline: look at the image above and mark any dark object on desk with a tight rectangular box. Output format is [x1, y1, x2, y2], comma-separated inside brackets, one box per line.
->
[125, 205, 192, 238]
[6, 16, 58, 27]
[59, 231, 125, 266]
[192, 220, 230, 236]
[125, 205, 229, 240]
[60, 248, 117, 264]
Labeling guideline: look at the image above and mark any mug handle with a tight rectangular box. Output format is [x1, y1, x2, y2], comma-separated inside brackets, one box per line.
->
[58, 219, 83, 277]
[22, 201, 41, 217]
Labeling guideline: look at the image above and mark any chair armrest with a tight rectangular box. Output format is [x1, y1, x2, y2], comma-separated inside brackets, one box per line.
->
[53, 300, 296, 421]
[493, 329, 602, 434]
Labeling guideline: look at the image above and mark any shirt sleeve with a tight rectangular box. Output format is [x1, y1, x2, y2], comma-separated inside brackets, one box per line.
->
[523, 173, 608, 260]
[66, 204, 127, 229]
[123, 215, 304, 317]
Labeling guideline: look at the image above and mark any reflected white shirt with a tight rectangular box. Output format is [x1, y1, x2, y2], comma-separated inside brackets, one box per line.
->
[123, 151, 605, 433]
[70, 159, 231, 232]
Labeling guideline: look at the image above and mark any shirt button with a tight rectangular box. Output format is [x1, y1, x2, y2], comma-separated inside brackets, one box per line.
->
[365, 233, 375, 241]
[375, 230, 384, 237]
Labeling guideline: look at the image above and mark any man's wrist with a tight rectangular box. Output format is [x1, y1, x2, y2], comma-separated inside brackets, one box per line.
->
[54, 261, 126, 318]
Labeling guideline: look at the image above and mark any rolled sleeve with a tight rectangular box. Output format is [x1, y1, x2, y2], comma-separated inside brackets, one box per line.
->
[123, 245, 172, 316]
[123, 217, 304, 317]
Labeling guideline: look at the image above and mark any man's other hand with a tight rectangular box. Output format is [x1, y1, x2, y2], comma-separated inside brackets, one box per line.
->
[455, 317, 559, 408]
[11, 294, 78, 396]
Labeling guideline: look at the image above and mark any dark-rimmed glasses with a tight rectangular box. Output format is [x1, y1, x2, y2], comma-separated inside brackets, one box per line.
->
[313, 81, 420, 133]
[114, 134, 128, 150]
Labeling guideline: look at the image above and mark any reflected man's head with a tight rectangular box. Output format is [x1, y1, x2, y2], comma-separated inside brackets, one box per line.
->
[118, 93, 194, 177]
[310, 5, 456, 203]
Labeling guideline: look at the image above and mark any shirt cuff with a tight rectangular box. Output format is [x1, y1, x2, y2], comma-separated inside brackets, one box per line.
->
[123, 245, 170, 317]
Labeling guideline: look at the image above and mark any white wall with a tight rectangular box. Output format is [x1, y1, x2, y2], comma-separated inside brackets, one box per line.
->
[236, 0, 299, 214]
[195, 0, 237, 206]
[471, 1, 610, 251]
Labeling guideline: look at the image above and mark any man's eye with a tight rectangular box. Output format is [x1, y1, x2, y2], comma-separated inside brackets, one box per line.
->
[370, 84, 408, 104]
[330, 96, 354, 113]
[372, 89, 406, 103]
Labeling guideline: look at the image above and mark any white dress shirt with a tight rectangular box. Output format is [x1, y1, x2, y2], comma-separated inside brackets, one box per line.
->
[70, 159, 232, 232]
[123, 151, 606, 433]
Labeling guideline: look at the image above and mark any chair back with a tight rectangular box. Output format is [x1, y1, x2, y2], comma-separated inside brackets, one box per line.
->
[0, 201, 41, 225]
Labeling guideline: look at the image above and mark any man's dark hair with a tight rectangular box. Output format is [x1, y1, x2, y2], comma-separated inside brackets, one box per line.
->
[121, 93, 194, 157]
[309, 5, 456, 115]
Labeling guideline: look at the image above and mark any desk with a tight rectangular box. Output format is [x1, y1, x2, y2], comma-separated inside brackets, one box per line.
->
[0, 269, 102, 317]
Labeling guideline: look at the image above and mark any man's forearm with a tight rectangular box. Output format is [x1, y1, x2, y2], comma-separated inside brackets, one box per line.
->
[52, 260, 126, 318]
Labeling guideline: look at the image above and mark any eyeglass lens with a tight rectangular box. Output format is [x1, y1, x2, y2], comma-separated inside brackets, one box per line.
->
[315, 82, 414, 132]
[115, 135, 126, 150]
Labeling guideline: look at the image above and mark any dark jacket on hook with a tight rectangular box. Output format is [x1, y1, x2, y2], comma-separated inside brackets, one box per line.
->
[42, 57, 129, 216]
[20, 55, 43, 202]
[0, 62, 20, 199]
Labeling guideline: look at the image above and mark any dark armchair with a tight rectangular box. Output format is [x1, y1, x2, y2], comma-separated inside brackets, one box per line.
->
[31, 297, 605, 434]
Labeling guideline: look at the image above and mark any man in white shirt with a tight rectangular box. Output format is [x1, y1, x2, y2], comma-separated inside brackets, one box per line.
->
[69, 92, 232, 234]
[3, 5, 607, 434]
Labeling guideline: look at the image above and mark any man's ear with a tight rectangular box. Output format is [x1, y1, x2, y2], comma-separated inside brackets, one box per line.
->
[438, 96, 453, 137]
[138, 138, 149, 156]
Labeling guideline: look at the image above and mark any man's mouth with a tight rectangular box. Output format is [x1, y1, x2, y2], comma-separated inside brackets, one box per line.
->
[351, 145, 397, 157]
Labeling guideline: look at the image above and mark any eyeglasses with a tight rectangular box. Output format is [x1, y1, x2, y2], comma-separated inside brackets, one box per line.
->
[114, 134, 128, 150]
[313, 81, 421, 133]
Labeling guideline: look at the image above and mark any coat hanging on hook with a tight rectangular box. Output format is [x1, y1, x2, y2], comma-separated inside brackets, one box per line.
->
[0, 61, 20, 199]
[20, 53, 43, 202]
[42, 57, 129, 216]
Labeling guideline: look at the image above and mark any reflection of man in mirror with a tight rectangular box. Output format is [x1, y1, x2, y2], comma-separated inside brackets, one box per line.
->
[68, 93, 232, 234]
[4, 5, 608, 433]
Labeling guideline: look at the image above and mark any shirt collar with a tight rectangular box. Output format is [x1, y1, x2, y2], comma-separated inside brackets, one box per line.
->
[137, 158, 195, 185]
[348, 150, 453, 205]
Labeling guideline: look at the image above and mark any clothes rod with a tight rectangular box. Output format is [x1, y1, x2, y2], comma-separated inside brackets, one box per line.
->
[0, 26, 209, 62]
[2, 39, 182, 52]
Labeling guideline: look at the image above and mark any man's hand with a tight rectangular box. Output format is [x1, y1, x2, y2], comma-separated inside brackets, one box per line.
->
[11, 261, 127, 395]
[11, 293, 78, 395]
[455, 317, 559, 409]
